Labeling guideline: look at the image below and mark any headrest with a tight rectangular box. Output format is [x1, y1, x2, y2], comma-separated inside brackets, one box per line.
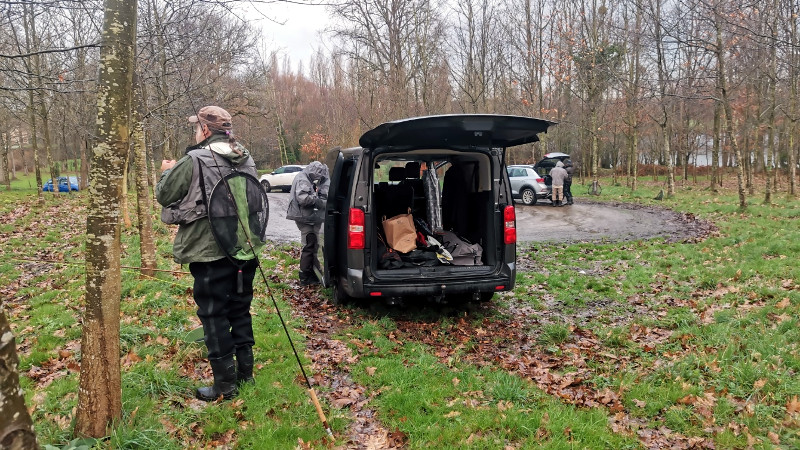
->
[389, 166, 406, 181]
[405, 161, 421, 179]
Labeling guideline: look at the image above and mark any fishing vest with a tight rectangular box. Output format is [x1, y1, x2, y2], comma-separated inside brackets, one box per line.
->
[160, 145, 257, 225]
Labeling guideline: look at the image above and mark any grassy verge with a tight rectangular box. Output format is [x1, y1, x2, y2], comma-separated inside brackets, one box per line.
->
[2, 173, 799, 448]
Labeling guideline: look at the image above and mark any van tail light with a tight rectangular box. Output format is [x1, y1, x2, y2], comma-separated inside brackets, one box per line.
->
[348, 208, 365, 249]
[503, 205, 516, 244]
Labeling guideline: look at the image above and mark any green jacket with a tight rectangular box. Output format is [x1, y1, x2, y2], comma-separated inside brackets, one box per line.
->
[156, 135, 255, 264]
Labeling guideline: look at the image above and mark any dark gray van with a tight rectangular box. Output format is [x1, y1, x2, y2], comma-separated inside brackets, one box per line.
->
[321, 115, 555, 304]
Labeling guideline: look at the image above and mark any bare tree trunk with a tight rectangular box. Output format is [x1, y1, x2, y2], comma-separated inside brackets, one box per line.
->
[75, 0, 137, 438]
[133, 81, 156, 277]
[22, 4, 43, 202]
[9, 134, 16, 180]
[626, 0, 642, 192]
[80, 138, 89, 189]
[121, 152, 132, 228]
[1, 131, 9, 190]
[712, 100, 720, 193]
[0, 305, 37, 448]
[714, 6, 746, 208]
[653, 0, 675, 197]
[790, 0, 798, 197]
[764, 0, 777, 204]
[28, 96, 43, 202]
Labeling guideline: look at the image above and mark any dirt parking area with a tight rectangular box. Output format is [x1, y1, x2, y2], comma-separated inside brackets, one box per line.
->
[267, 192, 714, 245]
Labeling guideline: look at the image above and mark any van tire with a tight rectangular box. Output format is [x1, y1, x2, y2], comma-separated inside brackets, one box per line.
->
[521, 188, 536, 205]
[479, 292, 494, 302]
[332, 283, 352, 305]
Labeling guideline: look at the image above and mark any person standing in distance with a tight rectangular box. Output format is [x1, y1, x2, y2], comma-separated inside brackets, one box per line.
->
[287, 161, 330, 286]
[156, 106, 258, 401]
[549, 161, 568, 207]
[563, 159, 575, 205]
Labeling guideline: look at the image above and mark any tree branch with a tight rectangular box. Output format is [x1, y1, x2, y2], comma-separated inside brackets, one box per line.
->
[0, 43, 99, 59]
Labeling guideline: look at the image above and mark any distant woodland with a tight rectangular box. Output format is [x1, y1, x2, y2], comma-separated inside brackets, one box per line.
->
[1, 0, 798, 195]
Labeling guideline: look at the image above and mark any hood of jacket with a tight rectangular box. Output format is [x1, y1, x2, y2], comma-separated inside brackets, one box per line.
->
[185, 134, 252, 166]
[556, 161, 564, 168]
[303, 161, 329, 184]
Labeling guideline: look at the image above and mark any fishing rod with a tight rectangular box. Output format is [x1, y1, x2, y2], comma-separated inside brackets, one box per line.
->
[163, 31, 333, 437]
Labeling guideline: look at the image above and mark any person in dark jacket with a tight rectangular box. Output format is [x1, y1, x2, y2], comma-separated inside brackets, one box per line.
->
[563, 159, 574, 205]
[156, 106, 258, 401]
[287, 161, 330, 285]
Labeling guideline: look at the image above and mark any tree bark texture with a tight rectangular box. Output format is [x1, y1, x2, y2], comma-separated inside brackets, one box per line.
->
[0, 307, 38, 449]
[132, 96, 157, 277]
[75, 0, 137, 438]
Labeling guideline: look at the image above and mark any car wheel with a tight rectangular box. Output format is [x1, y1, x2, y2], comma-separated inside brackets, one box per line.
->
[521, 188, 536, 205]
[261, 180, 271, 192]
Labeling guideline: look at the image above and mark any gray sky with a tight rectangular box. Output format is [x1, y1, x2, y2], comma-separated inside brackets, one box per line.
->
[248, 1, 332, 71]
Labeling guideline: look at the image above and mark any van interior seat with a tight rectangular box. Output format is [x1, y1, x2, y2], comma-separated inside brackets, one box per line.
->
[400, 161, 426, 216]
[376, 166, 414, 219]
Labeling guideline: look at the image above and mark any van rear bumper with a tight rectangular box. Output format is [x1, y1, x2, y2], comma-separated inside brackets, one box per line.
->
[342, 263, 516, 298]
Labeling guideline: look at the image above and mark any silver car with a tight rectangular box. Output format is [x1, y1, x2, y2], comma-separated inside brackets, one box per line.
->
[507, 165, 550, 205]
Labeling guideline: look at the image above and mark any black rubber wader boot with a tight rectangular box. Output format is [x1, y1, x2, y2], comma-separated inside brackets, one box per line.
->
[196, 354, 238, 401]
[236, 346, 254, 385]
[299, 270, 321, 286]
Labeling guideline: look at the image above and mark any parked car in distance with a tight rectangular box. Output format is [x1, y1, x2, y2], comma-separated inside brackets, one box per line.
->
[532, 152, 570, 176]
[42, 176, 79, 192]
[507, 165, 549, 205]
[322, 114, 556, 305]
[259, 164, 306, 192]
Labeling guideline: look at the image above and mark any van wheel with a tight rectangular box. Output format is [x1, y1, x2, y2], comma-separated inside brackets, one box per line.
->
[478, 292, 494, 302]
[332, 283, 351, 305]
[261, 180, 271, 192]
[521, 188, 536, 205]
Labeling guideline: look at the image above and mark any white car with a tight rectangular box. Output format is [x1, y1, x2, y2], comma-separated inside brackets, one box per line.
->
[259, 164, 306, 192]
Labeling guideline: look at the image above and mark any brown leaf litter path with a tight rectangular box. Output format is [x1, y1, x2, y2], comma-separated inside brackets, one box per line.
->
[283, 215, 718, 448]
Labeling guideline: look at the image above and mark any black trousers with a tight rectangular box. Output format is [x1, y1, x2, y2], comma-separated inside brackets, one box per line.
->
[189, 258, 257, 360]
[564, 180, 573, 203]
[296, 222, 322, 278]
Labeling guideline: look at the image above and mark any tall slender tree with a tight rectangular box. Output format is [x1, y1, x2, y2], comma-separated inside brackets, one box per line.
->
[75, 0, 137, 437]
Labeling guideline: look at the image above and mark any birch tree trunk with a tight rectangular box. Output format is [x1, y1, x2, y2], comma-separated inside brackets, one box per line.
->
[75, 0, 137, 437]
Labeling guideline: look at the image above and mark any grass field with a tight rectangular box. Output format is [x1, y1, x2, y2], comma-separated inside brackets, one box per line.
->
[2, 171, 799, 448]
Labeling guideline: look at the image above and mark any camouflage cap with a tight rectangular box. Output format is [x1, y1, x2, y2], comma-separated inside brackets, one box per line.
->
[188, 106, 232, 131]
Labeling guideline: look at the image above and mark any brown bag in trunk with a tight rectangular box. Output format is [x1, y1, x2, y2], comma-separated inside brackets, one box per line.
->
[382, 208, 417, 253]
